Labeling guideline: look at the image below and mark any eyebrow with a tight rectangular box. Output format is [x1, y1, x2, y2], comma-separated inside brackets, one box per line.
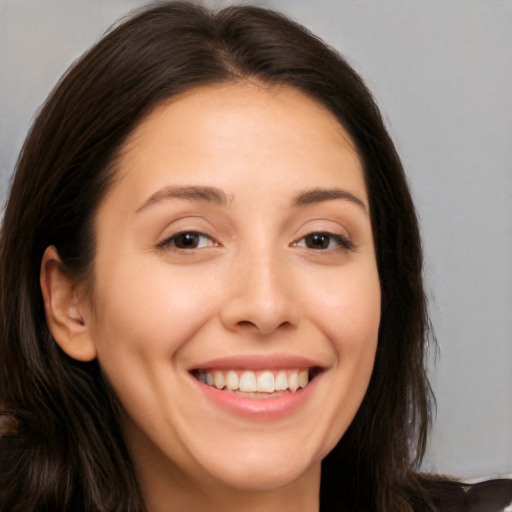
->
[292, 188, 368, 213]
[136, 185, 367, 214]
[136, 185, 231, 213]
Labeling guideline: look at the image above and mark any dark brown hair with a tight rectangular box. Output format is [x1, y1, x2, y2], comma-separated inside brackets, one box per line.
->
[0, 2, 434, 511]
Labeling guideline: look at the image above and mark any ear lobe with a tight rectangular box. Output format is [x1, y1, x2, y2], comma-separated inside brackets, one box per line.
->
[40, 246, 97, 362]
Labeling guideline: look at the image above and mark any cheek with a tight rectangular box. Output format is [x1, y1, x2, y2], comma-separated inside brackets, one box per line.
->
[331, 284, 380, 400]
[88, 260, 222, 379]
[309, 266, 381, 355]
[87, 264, 225, 446]
[305, 266, 381, 446]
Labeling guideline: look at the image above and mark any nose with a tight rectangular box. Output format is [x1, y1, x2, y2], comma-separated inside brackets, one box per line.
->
[220, 247, 301, 335]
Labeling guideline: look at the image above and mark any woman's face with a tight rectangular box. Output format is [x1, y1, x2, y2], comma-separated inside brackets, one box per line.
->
[84, 83, 380, 495]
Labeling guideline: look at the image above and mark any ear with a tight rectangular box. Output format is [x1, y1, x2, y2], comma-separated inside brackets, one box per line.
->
[40, 246, 97, 362]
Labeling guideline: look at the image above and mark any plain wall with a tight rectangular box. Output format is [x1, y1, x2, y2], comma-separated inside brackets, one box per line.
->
[1, 0, 511, 481]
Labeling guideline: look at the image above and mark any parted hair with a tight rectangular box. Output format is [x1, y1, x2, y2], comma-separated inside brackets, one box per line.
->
[0, 2, 435, 511]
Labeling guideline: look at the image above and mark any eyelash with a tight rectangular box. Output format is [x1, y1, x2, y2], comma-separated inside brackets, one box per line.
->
[157, 231, 353, 252]
[157, 231, 217, 251]
[293, 232, 354, 251]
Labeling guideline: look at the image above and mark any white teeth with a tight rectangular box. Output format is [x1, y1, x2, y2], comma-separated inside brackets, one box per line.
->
[275, 371, 288, 391]
[288, 371, 299, 392]
[298, 369, 308, 388]
[196, 368, 311, 393]
[256, 371, 275, 393]
[226, 371, 239, 391]
[239, 371, 257, 392]
[213, 371, 225, 390]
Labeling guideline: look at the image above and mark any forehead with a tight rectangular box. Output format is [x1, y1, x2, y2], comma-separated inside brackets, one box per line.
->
[108, 81, 366, 208]
[126, 81, 353, 145]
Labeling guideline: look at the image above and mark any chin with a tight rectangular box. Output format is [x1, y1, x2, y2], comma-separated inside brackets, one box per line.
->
[206, 458, 319, 493]
[187, 434, 328, 494]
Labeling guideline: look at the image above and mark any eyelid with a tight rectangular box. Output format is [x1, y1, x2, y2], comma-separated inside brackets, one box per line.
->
[156, 226, 354, 253]
[157, 230, 218, 250]
[293, 231, 354, 251]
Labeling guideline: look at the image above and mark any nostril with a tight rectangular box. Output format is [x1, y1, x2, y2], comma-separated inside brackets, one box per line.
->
[237, 320, 256, 328]
[235, 319, 295, 335]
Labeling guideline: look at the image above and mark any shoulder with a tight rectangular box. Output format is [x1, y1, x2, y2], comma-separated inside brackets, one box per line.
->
[421, 477, 512, 512]
[464, 479, 512, 512]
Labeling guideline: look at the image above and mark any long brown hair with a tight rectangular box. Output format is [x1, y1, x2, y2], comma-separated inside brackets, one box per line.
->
[0, 3, 434, 511]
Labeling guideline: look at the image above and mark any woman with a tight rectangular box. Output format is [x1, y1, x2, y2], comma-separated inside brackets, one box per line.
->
[0, 3, 508, 511]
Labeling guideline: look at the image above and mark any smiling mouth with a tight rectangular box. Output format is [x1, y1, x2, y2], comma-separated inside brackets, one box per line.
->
[191, 368, 322, 397]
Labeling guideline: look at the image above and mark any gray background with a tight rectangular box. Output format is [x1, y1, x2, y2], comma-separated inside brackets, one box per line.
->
[1, 0, 511, 481]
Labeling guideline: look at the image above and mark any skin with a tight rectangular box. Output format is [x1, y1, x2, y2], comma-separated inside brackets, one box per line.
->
[42, 82, 381, 512]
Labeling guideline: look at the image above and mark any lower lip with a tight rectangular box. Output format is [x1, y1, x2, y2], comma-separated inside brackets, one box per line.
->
[190, 372, 321, 420]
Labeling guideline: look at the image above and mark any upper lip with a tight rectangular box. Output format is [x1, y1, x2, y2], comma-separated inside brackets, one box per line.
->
[189, 353, 328, 372]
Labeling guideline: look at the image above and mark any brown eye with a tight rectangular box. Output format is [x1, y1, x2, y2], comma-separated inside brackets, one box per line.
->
[297, 232, 354, 251]
[304, 233, 330, 249]
[173, 232, 201, 249]
[159, 231, 215, 250]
